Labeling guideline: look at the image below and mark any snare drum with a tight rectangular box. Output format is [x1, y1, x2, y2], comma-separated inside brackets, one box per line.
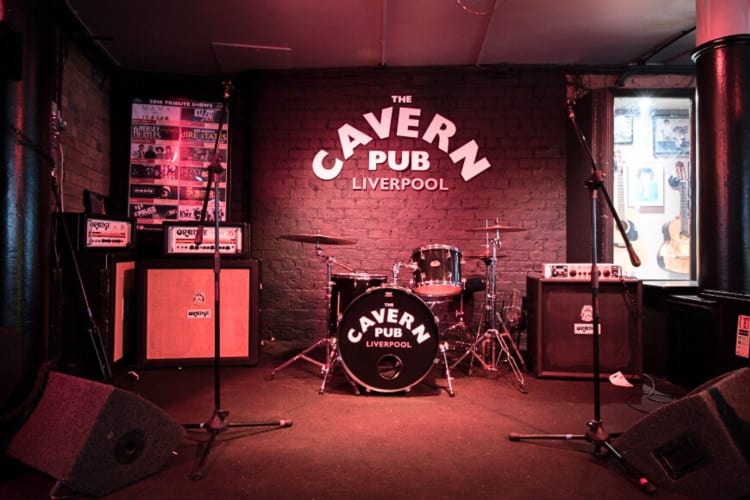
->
[329, 273, 387, 335]
[337, 287, 439, 393]
[411, 244, 462, 297]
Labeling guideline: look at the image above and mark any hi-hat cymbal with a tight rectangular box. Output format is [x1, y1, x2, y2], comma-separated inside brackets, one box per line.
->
[465, 223, 525, 232]
[279, 233, 357, 245]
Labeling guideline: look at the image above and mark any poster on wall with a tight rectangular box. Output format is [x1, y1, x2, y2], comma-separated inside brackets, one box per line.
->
[128, 98, 229, 230]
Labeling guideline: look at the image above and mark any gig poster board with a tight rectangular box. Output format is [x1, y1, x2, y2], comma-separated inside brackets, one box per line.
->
[128, 98, 229, 230]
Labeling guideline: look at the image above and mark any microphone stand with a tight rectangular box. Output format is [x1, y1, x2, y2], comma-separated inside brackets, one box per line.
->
[50, 177, 112, 382]
[183, 81, 291, 480]
[48, 104, 111, 381]
[509, 101, 653, 494]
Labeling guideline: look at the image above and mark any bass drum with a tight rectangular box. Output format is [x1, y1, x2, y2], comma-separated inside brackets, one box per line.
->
[337, 287, 439, 393]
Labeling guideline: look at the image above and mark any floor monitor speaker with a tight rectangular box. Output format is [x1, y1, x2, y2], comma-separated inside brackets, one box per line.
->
[7, 371, 184, 497]
[615, 367, 750, 499]
[526, 274, 642, 378]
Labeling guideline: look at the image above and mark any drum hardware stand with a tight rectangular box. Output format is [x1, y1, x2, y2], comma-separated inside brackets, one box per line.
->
[183, 82, 291, 481]
[271, 235, 359, 395]
[47, 98, 111, 382]
[450, 223, 526, 393]
[437, 342, 456, 396]
[401, 262, 458, 397]
[316, 335, 362, 395]
[508, 101, 654, 495]
[438, 288, 474, 350]
[391, 260, 417, 286]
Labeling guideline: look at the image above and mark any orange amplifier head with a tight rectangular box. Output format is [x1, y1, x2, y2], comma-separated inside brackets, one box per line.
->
[162, 221, 250, 257]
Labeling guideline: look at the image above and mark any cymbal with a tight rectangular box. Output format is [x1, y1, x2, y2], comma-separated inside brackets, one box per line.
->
[463, 253, 508, 260]
[465, 223, 525, 232]
[278, 233, 357, 245]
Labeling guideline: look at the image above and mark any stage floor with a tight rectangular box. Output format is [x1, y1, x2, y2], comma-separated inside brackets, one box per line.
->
[2, 339, 692, 499]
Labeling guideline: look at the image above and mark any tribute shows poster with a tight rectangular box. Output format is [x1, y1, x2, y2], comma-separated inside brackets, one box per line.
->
[128, 98, 228, 229]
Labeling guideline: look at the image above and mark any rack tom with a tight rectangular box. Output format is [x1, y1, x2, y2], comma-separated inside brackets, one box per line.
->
[411, 244, 462, 297]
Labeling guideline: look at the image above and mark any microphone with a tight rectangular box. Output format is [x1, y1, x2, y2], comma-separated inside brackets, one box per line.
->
[627, 242, 642, 268]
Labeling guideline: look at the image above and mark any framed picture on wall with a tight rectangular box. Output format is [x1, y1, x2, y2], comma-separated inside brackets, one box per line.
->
[614, 111, 633, 145]
[629, 162, 664, 208]
[652, 111, 690, 157]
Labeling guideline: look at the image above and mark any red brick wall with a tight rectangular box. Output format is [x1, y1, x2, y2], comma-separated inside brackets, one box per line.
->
[243, 68, 568, 342]
[56, 58, 569, 345]
[57, 46, 111, 213]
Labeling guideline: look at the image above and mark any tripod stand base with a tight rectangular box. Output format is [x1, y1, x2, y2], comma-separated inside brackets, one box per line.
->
[270, 337, 330, 378]
[185, 409, 292, 480]
[509, 420, 655, 495]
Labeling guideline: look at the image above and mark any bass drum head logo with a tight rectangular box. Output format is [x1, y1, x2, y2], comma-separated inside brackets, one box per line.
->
[337, 287, 438, 393]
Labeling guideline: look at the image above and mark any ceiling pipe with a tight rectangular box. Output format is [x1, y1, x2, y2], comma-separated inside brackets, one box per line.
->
[614, 26, 696, 86]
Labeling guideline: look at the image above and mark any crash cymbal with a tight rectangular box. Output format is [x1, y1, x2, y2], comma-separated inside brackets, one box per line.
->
[465, 224, 525, 232]
[278, 233, 357, 245]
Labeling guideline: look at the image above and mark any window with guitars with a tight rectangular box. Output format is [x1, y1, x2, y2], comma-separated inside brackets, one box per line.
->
[611, 96, 693, 280]
[657, 160, 690, 275]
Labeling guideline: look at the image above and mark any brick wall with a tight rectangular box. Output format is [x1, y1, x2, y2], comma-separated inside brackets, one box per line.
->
[57, 46, 111, 213]
[241, 68, 568, 342]
[55, 59, 568, 347]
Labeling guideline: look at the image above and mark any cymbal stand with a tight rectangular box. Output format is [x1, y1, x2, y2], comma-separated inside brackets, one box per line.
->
[270, 242, 358, 395]
[450, 225, 526, 392]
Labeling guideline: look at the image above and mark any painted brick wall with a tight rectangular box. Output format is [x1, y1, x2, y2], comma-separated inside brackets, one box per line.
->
[242, 68, 568, 342]
[58, 46, 111, 213]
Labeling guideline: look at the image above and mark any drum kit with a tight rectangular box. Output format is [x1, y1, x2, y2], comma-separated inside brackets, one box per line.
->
[271, 222, 527, 395]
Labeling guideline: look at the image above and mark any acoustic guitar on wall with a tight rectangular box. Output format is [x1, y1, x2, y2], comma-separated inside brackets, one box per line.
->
[613, 151, 638, 249]
[657, 161, 690, 275]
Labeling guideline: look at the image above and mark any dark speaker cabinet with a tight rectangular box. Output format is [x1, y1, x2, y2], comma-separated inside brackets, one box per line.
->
[666, 290, 750, 389]
[526, 274, 643, 378]
[50, 214, 136, 379]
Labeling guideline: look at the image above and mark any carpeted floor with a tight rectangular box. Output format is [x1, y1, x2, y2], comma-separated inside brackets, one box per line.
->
[1, 339, 695, 499]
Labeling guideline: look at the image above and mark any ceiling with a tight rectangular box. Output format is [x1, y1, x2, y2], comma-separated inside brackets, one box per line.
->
[65, 0, 697, 77]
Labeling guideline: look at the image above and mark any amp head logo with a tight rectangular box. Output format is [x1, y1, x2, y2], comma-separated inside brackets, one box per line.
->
[193, 291, 206, 305]
[580, 305, 593, 322]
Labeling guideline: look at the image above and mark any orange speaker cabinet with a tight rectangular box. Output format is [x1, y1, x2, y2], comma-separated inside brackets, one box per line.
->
[137, 258, 260, 367]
